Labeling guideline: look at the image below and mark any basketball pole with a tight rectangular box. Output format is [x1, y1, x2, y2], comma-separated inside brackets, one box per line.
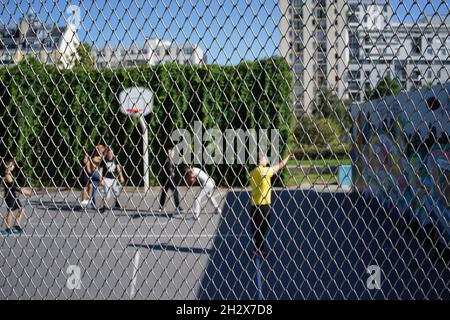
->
[119, 87, 153, 194]
[138, 116, 150, 192]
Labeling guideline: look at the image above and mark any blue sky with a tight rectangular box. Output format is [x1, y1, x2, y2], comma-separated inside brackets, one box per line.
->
[1, 0, 448, 65]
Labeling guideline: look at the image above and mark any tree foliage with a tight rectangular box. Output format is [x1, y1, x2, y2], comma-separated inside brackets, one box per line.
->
[293, 86, 351, 160]
[74, 43, 95, 69]
[369, 76, 401, 100]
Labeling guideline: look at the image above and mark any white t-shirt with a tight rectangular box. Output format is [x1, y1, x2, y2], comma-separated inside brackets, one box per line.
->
[192, 167, 215, 188]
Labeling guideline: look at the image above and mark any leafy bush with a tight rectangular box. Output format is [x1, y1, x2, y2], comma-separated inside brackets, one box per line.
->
[293, 115, 350, 160]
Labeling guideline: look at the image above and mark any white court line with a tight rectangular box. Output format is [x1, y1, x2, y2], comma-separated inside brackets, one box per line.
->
[2, 233, 247, 239]
[27, 220, 170, 227]
[129, 250, 140, 299]
[0, 249, 128, 253]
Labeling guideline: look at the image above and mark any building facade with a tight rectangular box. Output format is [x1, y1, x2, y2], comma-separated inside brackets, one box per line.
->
[93, 38, 205, 68]
[281, 0, 450, 113]
[347, 1, 450, 102]
[280, 0, 349, 115]
[0, 14, 80, 68]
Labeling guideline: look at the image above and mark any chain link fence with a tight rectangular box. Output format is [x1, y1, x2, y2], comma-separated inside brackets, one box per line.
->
[0, 0, 449, 299]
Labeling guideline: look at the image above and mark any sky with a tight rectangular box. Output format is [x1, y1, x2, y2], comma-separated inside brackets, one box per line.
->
[1, 0, 449, 65]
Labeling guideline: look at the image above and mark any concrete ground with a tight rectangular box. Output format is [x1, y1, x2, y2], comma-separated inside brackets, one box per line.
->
[0, 186, 449, 299]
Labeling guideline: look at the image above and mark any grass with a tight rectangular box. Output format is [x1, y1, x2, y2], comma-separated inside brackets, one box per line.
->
[285, 173, 338, 187]
[287, 158, 351, 166]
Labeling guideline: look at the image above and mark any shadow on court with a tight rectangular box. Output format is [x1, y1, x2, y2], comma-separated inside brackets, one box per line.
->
[197, 190, 450, 300]
[129, 243, 213, 255]
[29, 200, 83, 211]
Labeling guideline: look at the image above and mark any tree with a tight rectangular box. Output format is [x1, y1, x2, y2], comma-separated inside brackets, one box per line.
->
[369, 76, 401, 100]
[314, 86, 343, 118]
[314, 86, 351, 128]
[74, 43, 95, 69]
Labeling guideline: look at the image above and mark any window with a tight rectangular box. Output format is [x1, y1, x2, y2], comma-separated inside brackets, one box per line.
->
[350, 92, 361, 101]
[411, 36, 421, 55]
[349, 70, 360, 79]
[349, 14, 358, 23]
[315, 9, 325, 18]
[349, 3, 359, 13]
[395, 63, 407, 79]
[348, 81, 360, 90]
[295, 42, 303, 51]
[315, 31, 325, 41]
[184, 47, 194, 55]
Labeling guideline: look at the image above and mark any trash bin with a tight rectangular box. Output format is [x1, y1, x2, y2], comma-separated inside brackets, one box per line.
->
[338, 165, 352, 187]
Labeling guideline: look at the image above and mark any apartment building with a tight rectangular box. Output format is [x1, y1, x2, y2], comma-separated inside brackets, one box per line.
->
[280, 0, 349, 114]
[347, 0, 450, 102]
[94, 38, 205, 68]
[0, 14, 80, 68]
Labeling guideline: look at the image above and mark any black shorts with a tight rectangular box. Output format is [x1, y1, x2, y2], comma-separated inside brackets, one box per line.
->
[80, 171, 90, 187]
[5, 196, 22, 211]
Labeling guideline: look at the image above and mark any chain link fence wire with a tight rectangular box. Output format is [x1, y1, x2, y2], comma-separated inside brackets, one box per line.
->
[0, 0, 449, 299]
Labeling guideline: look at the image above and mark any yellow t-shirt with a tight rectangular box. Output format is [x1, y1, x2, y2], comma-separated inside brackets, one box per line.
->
[249, 166, 276, 206]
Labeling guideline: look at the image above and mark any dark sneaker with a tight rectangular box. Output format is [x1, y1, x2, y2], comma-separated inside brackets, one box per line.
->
[2, 229, 12, 237]
[114, 202, 122, 210]
[100, 207, 108, 214]
[11, 226, 23, 235]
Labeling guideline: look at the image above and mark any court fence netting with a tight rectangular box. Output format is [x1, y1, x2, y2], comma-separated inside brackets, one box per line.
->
[0, 0, 449, 299]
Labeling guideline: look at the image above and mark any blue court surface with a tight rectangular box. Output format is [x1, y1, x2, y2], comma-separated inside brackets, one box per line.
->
[198, 190, 450, 299]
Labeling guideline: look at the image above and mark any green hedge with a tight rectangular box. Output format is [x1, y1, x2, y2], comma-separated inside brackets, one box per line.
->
[0, 57, 293, 187]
